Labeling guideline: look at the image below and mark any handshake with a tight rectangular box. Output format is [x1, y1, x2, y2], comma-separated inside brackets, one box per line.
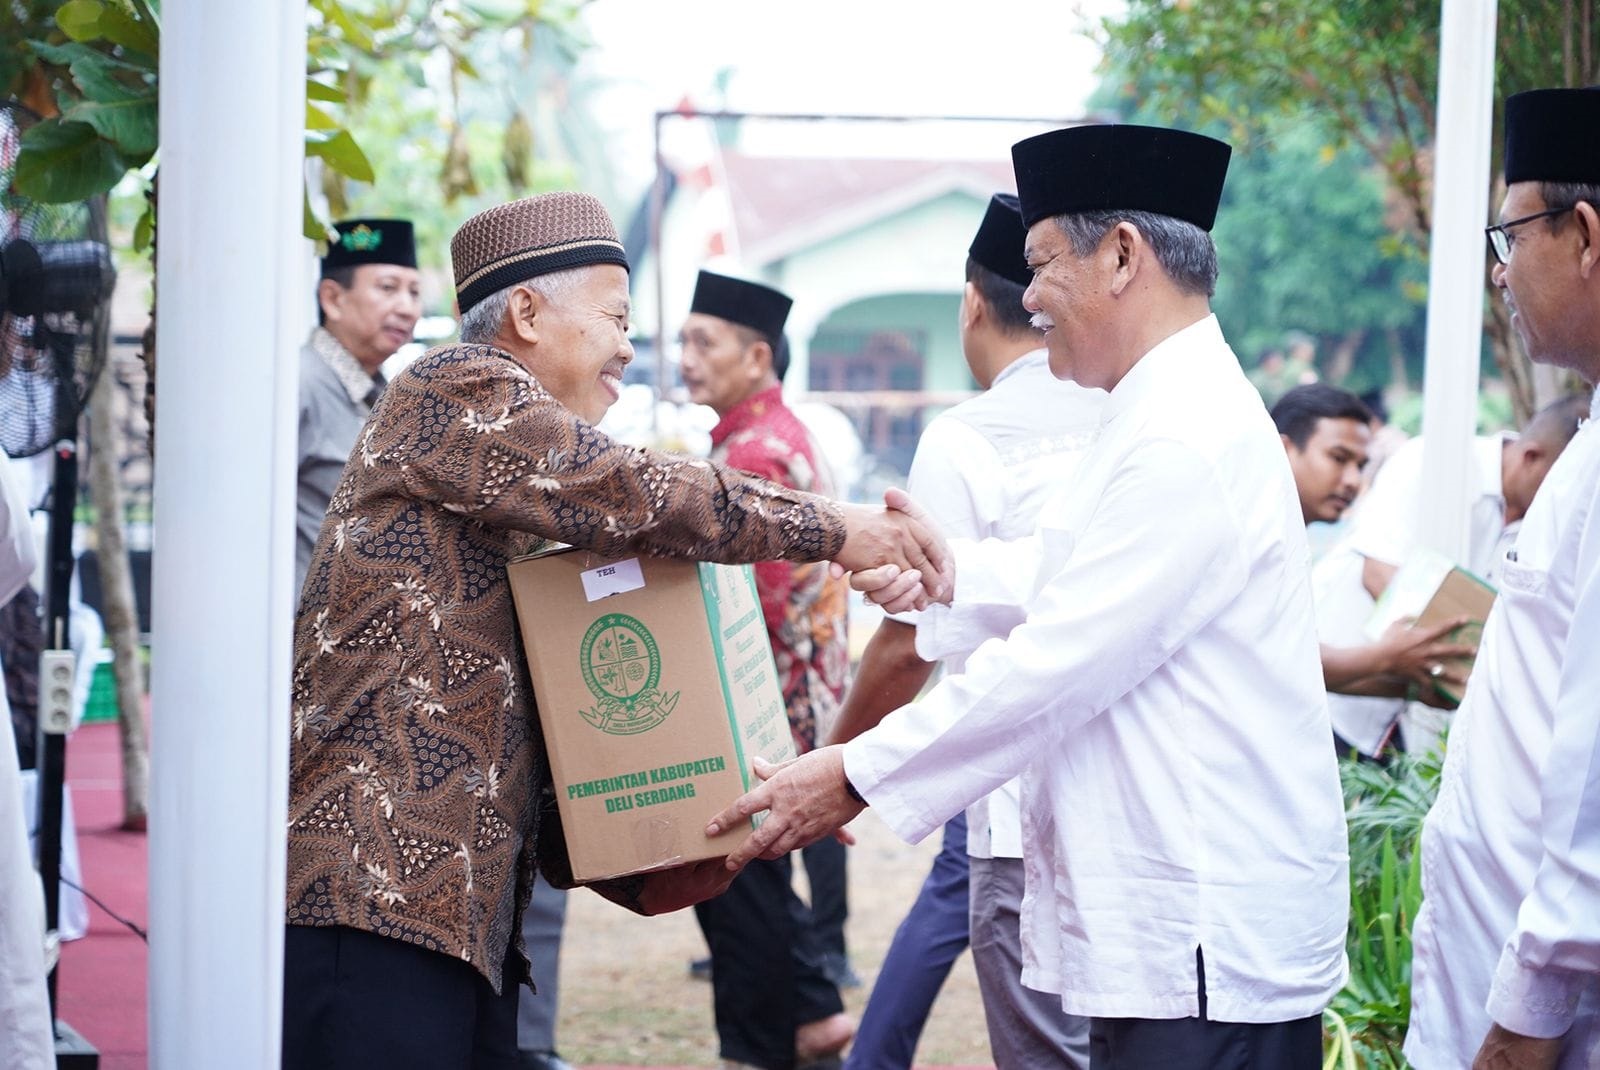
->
[834, 487, 954, 613]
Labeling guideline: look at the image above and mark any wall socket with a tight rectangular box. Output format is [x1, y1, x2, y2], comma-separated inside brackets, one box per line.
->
[39, 649, 76, 735]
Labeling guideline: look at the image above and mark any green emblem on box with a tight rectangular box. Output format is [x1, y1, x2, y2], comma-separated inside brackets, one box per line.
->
[578, 613, 680, 735]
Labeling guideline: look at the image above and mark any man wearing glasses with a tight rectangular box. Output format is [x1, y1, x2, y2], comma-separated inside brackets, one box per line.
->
[1404, 86, 1600, 1070]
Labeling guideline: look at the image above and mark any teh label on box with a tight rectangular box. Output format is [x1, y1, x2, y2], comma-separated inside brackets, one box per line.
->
[580, 557, 645, 602]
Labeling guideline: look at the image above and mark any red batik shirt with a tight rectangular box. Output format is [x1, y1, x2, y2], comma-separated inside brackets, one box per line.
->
[710, 386, 850, 752]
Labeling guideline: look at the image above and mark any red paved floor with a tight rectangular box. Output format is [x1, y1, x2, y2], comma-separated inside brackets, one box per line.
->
[56, 720, 148, 1070]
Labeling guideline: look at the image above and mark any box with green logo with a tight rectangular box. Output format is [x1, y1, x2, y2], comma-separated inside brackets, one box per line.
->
[508, 548, 796, 881]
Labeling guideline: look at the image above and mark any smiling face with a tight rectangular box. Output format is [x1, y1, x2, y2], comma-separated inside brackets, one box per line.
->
[518, 264, 634, 424]
[677, 312, 771, 416]
[319, 264, 423, 373]
[1283, 416, 1371, 524]
[1021, 218, 1117, 387]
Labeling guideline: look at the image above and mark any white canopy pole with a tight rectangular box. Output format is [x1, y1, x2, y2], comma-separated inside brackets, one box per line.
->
[150, 1, 307, 1064]
[1416, 0, 1499, 563]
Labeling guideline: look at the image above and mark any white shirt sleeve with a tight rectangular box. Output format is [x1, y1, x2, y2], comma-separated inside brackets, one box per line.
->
[845, 437, 1251, 843]
[902, 417, 1037, 661]
[0, 452, 38, 606]
[1486, 481, 1600, 1039]
[1347, 438, 1425, 566]
[904, 415, 993, 544]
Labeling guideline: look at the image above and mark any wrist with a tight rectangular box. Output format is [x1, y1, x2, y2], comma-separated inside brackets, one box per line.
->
[843, 771, 866, 807]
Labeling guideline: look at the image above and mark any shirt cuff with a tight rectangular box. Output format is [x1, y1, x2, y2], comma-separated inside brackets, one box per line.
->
[1485, 944, 1584, 1040]
[841, 737, 939, 845]
[910, 539, 982, 663]
[911, 604, 955, 661]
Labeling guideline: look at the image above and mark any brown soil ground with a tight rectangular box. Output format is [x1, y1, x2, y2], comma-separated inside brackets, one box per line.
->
[556, 811, 993, 1068]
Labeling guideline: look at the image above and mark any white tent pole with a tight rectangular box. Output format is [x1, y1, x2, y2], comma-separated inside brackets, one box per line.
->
[149, 1, 307, 1065]
[1416, 0, 1499, 563]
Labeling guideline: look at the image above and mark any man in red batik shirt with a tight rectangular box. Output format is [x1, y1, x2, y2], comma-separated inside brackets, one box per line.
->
[679, 270, 855, 1070]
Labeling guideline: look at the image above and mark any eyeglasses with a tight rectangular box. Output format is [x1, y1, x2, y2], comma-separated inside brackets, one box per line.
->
[1485, 206, 1573, 265]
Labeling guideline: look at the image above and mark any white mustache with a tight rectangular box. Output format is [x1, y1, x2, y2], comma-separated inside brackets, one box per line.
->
[1031, 311, 1055, 332]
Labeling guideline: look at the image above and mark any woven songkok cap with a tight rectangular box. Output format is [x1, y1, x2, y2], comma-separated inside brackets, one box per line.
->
[689, 270, 793, 343]
[967, 193, 1032, 287]
[1504, 86, 1600, 185]
[451, 192, 629, 315]
[322, 218, 416, 274]
[1011, 123, 1232, 232]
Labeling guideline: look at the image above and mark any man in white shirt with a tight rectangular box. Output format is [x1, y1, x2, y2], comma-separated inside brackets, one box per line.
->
[1310, 393, 1588, 757]
[832, 193, 1101, 1070]
[0, 448, 52, 1070]
[1271, 384, 1480, 748]
[709, 123, 1350, 1070]
[1404, 85, 1600, 1070]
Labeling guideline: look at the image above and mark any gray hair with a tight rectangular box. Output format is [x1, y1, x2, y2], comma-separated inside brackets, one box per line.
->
[1051, 210, 1219, 297]
[1539, 181, 1600, 224]
[457, 267, 587, 344]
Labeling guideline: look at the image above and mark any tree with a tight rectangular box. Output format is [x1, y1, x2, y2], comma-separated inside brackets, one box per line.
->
[1092, 72, 1431, 399]
[2, 0, 592, 826]
[317, 1, 597, 264]
[1097, 0, 1600, 423]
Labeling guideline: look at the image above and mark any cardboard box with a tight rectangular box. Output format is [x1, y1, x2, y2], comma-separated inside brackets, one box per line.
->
[1365, 547, 1496, 704]
[508, 548, 795, 881]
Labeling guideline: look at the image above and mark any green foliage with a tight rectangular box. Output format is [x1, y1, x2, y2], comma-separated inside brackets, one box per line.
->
[304, 0, 594, 242]
[14, 112, 130, 203]
[1092, 74, 1428, 391]
[31, 40, 156, 156]
[4, 0, 586, 248]
[305, 128, 375, 183]
[321, 0, 600, 274]
[12, 6, 158, 206]
[1321, 749, 1444, 1069]
[1096, 0, 1600, 419]
[1102, 1, 1441, 229]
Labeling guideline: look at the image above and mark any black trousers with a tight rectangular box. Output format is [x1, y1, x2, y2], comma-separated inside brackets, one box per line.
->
[1088, 949, 1322, 1070]
[282, 924, 522, 1070]
[694, 854, 845, 1070]
[801, 836, 849, 961]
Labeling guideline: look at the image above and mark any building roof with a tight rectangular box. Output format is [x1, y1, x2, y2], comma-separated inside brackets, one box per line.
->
[719, 152, 1015, 266]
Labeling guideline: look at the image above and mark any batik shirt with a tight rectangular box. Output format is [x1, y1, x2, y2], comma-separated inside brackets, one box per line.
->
[709, 386, 849, 752]
[285, 345, 846, 993]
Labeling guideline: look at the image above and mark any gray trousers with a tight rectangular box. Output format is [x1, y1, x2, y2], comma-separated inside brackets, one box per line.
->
[516, 874, 568, 1053]
[969, 855, 1089, 1070]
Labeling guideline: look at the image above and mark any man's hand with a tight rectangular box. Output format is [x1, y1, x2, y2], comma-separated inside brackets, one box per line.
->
[634, 857, 742, 915]
[1375, 615, 1475, 695]
[844, 489, 954, 614]
[1471, 1023, 1564, 1070]
[704, 746, 865, 870]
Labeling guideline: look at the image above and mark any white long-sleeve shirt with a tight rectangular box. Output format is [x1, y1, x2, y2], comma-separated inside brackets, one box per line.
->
[899, 350, 1103, 858]
[1406, 394, 1600, 1070]
[845, 315, 1350, 1023]
[0, 449, 52, 1070]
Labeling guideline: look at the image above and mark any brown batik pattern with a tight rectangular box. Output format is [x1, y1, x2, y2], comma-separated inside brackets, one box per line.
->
[285, 343, 845, 993]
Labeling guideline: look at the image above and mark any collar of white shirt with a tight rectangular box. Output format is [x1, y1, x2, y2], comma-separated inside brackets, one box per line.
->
[1101, 314, 1227, 425]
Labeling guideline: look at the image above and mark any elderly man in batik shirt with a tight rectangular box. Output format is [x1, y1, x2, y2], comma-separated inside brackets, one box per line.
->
[280, 192, 947, 1070]
[679, 270, 854, 1069]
